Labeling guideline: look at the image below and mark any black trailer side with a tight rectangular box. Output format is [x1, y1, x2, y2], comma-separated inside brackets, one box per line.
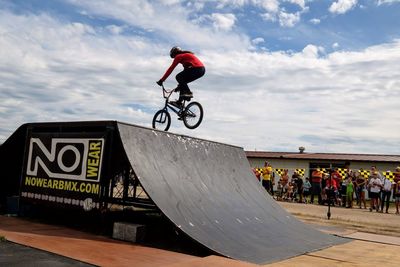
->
[0, 121, 154, 213]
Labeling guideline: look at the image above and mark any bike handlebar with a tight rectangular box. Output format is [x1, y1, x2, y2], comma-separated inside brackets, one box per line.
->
[161, 84, 174, 99]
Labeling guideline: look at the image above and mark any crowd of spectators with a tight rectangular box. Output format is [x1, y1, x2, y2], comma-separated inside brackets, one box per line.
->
[253, 162, 400, 215]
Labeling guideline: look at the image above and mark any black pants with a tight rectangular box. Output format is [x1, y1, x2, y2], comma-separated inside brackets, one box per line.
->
[269, 180, 274, 195]
[310, 182, 322, 204]
[262, 180, 272, 195]
[176, 67, 205, 95]
[380, 191, 391, 212]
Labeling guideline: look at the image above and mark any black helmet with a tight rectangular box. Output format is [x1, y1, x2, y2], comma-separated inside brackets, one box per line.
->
[170, 46, 182, 58]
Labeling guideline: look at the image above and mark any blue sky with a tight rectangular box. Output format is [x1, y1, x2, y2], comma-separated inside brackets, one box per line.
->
[1, 0, 400, 154]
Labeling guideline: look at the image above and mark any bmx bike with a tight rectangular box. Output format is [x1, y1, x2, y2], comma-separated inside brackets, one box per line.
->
[152, 85, 203, 131]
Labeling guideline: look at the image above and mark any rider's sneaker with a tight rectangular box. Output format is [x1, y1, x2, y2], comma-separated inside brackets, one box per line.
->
[177, 110, 185, 120]
[169, 100, 183, 108]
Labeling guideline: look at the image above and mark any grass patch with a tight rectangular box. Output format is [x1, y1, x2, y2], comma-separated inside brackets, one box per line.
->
[0, 236, 6, 242]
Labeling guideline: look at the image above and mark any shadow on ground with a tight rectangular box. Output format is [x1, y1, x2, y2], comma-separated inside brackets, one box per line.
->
[12, 205, 214, 258]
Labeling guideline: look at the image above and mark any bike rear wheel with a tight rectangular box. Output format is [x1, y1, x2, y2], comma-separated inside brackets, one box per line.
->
[152, 109, 171, 131]
[182, 102, 203, 129]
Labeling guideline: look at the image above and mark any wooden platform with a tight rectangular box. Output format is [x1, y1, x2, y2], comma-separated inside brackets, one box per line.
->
[0, 215, 256, 267]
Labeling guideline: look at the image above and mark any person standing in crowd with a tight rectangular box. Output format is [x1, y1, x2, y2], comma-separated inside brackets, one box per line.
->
[291, 171, 298, 201]
[303, 177, 312, 203]
[261, 161, 273, 195]
[394, 178, 400, 215]
[355, 170, 367, 209]
[276, 178, 283, 201]
[340, 170, 349, 207]
[380, 172, 393, 213]
[331, 168, 342, 189]
[280, 169, 289, 200]
[286, 181, 294, 201]
[351, 170, 360, 205]
[368, 172, 382, 212]
[394, 167, 400, 201]
[330, 168, 342, 206]
[340, 163, 352, 207]
[292, 171, 304, 203]
[361, 167, 372, 202]
[371, 166, 383, 209]
[371, 166, 383, 179]
[310, 167, 323, 204]
[290, 172, 297, 201]
[321, 173, 329, 203]
[324, 172, 338, 206]
[346, 175, 354, 208]
[252, 168, 261, 181]
[270, 171, 275, 197]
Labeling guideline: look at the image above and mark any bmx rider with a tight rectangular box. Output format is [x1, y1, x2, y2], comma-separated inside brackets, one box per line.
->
[157, 46, 205, 107]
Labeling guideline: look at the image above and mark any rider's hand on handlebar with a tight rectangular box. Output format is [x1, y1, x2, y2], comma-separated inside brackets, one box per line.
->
[156, 80, 163, 86]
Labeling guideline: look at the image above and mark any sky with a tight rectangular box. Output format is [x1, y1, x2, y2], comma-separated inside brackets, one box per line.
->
[0, 0, 399, 154]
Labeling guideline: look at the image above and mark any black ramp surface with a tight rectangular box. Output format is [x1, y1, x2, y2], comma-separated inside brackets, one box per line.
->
[117, 122, 347, 264]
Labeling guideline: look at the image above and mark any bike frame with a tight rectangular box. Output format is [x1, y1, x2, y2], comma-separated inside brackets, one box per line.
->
[161, 85, 186, 116]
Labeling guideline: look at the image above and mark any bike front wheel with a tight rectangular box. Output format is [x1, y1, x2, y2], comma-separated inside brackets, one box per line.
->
[152, 109, 171, 131]
[182, 102, 203, 129]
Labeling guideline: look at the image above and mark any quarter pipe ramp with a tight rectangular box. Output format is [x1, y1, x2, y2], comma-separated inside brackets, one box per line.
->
[117, 122, 346, 264]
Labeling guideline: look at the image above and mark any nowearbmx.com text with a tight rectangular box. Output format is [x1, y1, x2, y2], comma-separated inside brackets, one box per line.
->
[24, 176, 100, 194]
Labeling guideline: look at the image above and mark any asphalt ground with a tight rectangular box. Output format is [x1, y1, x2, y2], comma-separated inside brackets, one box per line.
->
[0, 240, 94, 267]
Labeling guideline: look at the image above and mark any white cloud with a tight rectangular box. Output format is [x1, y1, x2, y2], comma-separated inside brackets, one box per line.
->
[377, 0, 400, 5]
[252, 37, 265, 45]
[261, 12, 277, 22]
[287, 0, 305, 9]
[215, 0, 280, 12]
[1, 4, 400, 154]
[201, 41, 400, 153]
[106, 25, 125, 35]
[278, 11, 300, 27]
[301, 44, 324, 58]
[259, 0, 280, 13]
[159, 0, 181, 5]
[310, 18, 321, 24]
[332, 42, 340, 49]
[216, 0, 308, 11]
[211, 0, 308, 27]
[65, 0, 250, 51]
[0, 10, 159, 132]
[215, 0, 248, 8]
[259, 1, 307, 27]
[329, 0, 358, 14]
[210, 13, 236, 31]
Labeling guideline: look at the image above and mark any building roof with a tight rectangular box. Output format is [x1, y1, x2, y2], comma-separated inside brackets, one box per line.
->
[245, 151, 400, 163]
